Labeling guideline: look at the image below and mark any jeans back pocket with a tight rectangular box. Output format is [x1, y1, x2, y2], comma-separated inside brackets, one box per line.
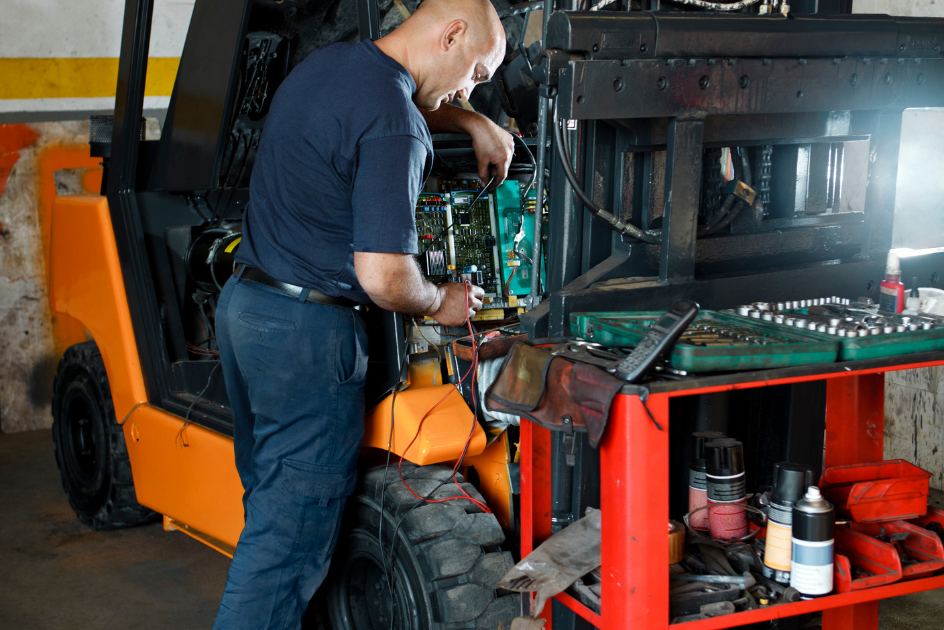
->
[238, 311, 297, 332]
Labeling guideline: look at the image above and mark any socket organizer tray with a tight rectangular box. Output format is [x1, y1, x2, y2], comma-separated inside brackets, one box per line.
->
[570, 311, 840, 373]
[727, 297, 944, 361]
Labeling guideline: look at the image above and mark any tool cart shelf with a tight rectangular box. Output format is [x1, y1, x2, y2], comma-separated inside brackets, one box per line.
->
[520, 351, 944, 630]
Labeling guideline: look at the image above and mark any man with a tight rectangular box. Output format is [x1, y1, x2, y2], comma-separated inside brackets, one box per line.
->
[212, 0, 511, 627]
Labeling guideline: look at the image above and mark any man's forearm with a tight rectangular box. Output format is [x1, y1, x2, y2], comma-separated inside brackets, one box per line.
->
[418, 103, 484, 135]
[354, 252, 442, 315]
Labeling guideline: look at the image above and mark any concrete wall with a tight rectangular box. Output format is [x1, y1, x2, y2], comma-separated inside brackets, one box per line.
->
[855, 0, 944, 16]
[0, 119, 158, 433]
[0, 122, 99, 432]
[885, 367, 944, 489]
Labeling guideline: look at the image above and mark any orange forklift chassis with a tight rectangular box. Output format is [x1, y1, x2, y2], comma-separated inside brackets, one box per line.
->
[48, 194, 503, 553]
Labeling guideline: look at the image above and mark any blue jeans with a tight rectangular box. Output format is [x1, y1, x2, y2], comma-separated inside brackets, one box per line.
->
[212, 274, 368, 630]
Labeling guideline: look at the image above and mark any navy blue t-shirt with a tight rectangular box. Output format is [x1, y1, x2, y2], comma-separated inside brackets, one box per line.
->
[236, 40, 433, 304]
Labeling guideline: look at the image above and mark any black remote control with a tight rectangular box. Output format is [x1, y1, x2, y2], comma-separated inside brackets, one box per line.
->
[612, 299, 700, 382]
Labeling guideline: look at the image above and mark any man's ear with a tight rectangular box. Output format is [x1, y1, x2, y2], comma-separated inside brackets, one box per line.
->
[440, 19, 467, 51]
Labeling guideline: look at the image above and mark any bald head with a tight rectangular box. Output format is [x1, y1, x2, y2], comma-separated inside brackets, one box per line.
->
[411, 0, 505, 49]
[375, 0, 506, 110]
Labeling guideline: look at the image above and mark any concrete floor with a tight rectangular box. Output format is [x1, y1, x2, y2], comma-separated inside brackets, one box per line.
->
[0, 429, 229, 629]
[2, 428, 944, 629]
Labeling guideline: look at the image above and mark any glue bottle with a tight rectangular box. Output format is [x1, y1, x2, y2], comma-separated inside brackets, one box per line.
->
[879, 252, 905, 313]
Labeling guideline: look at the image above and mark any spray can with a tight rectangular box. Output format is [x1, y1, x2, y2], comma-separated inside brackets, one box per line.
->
[790, 486, 835, 598]
[763, 462, 814, 584]
[705, 438, 748, 540]
[689, 431, 726, 531]
[879, 251, 905, 313]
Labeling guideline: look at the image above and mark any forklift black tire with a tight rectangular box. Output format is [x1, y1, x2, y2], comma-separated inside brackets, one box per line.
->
[323, 463, 520, 630]
[51, 342, 156, 530]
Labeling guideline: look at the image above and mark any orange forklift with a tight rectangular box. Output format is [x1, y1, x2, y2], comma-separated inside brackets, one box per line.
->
[48, 0, 525, 627]
[48, 0, 944, 629]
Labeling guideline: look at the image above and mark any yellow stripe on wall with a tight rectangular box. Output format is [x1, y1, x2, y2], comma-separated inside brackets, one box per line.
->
[0, 57, 179, 100]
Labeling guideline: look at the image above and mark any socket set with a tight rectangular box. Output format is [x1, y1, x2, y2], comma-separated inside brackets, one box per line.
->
[727, 297, 944, 361]
[571, 311, 840, 373]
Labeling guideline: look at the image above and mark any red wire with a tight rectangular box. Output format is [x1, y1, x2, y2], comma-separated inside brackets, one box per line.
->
[397, 282, 491, 513]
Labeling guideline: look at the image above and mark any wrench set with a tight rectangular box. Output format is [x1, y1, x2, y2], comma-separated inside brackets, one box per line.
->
[731, 297, 944, 338]
[571, 311, 840, 373]
[572, 298, 944, 375]
[726, 297, 944, 361]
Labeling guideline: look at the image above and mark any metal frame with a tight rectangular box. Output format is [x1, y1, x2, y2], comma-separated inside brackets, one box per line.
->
[524, 12, 944, 338]
[108, 0, 163, 406]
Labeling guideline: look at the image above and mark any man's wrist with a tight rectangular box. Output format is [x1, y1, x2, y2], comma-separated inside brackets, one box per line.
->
[421, 284, 445, 318]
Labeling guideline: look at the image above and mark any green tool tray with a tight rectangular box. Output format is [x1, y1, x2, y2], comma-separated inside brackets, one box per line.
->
[736, 309, 944, 362]
[570, 311, 840, 373]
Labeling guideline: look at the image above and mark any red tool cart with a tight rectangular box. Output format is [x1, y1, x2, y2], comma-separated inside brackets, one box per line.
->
[520, 351, 944, 630]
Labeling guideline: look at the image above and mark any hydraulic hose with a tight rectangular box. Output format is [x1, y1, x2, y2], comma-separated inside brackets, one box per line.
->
[710, 200, 746, 233]
[698, 194, 739, 238]
[699, 147, 753, 237]
[552, 104, 662, 244]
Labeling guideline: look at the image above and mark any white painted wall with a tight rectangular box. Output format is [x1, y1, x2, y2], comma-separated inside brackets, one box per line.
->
[0, 0, 194, 113]
[0, 0, 193, 58]
[855, 0, 944, 17]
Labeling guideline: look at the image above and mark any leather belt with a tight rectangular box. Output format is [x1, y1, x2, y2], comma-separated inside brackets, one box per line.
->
[234, 264, 360, 309]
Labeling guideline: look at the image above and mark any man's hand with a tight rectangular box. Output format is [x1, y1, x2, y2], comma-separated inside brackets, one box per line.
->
[427, 281, 484, 327]
[418, 103, 515, 186]
[468, 115, 515, 187]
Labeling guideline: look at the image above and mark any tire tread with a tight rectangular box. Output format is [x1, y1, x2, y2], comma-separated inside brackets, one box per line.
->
[342, 463, 518, 629]
[51, 342, 156, 531]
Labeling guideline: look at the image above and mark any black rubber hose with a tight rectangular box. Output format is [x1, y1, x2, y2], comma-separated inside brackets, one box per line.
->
[710, 200, 746, 233]
[738, 146, 753, 187]
[697, 194, 737, 237]
[700, 147, 753, 237]
[552, 106, 661, 244]
[512, 133, 537, 205]
[709, 147, 753, 233]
